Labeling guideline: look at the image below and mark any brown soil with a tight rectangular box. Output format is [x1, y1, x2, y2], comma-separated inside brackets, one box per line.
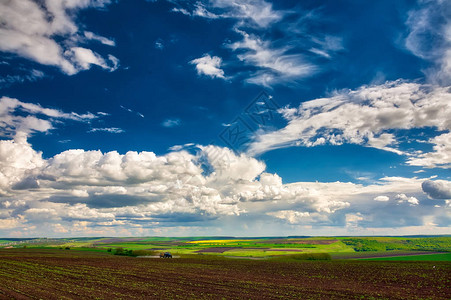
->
[0, 248, 449, 299]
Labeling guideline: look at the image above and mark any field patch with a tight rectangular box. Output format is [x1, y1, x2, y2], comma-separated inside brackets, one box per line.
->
[361, 252, 451, 261]
[195, 247, 243, 253]
[332, 251, 449, 260]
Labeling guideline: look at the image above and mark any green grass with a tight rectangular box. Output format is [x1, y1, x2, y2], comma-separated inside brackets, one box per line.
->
[361, 253, 451, 261]
[338, 237, 451, 252]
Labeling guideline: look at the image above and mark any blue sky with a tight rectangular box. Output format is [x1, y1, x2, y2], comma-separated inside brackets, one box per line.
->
[0, 0, 450, 237]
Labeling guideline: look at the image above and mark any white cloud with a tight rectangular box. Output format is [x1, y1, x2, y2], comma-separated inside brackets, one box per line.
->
[247, 80, 451, 169]
[190, 54, 226, 79]
[0, 0, 118, 75]
[374, 195, 389, 202]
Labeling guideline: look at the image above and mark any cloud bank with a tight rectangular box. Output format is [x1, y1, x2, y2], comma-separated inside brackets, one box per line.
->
[1, 134, 449, 236]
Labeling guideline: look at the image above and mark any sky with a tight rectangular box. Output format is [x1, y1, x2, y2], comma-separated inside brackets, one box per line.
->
[0, 0, 450, 237]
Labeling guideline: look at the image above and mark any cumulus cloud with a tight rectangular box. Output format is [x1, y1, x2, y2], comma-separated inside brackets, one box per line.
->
[190, 54, 226, 79]
[395, 193, 419, 206]
[422, 180, 451, 199]
[247, 80, 451, 168]
[0, 0, 118, 75]
[0, 138, 43, 195]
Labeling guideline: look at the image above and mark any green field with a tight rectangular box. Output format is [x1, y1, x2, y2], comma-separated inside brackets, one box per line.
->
[1, 236, 450, 260]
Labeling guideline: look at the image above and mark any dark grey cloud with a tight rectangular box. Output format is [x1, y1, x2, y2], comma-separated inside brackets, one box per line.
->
[422, 180, 451, 199]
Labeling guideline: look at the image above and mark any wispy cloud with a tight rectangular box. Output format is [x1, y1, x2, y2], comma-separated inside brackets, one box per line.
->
[405, 0, 451, 84]
[172, 0, 282, 27]
[84, 31, 115, 46]
[162, 118, 181, 127]
[309, 35, 344, 59]
[228, 30, 316, 86]
[155, 38, 164, 50]
[88, 127, 124, 134]
[0, 69, 45, 87]
[172, 1, 341, 87]
[0, 96, 97, 138]
[120, 105, 145, 118]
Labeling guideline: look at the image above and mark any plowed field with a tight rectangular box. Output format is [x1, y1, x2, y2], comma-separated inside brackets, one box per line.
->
[0, 249, 449, 299]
